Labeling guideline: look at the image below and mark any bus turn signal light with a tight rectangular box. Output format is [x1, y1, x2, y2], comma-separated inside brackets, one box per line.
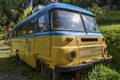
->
[102, 38, 106, 42]
[66, 37, 73, 42]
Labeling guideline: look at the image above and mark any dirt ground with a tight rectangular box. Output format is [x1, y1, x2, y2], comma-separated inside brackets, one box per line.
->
[0, 44, 26, 80]
[0, 73, 25, 80]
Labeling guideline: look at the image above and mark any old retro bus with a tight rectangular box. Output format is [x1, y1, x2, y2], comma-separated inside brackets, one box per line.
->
[12, 3, 112, 80]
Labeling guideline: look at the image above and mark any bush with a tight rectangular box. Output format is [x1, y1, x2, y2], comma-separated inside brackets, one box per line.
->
[83, 65, 120, 80]
[100, 24, 120, 73]
[97, 11, 120, 25]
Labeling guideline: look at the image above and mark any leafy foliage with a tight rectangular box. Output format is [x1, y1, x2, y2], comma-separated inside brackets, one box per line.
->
[100, 24, 120, 73]
[97, 11, 120, 25]
[83, 65, 120, 80]
[0, 0, 119, 28]
[0, 0, 24, 27]
[88, 4, 104, 17]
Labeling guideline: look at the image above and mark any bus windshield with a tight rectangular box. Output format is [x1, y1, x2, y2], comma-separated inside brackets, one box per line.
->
[81, 14, 99, 32]
[51, 9, 99, 32]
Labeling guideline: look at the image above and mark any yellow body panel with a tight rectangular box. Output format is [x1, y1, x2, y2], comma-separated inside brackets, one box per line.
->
[34, 36, 52, 66]
[12, 35, 107, 69]
[50, 35, 106, 69]
[12, 37, 36, 68]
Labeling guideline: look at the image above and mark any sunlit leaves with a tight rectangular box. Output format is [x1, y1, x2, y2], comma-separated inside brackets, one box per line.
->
[100, 24, 120, 72]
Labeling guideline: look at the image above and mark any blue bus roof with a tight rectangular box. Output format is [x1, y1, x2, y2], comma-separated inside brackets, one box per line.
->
[15, 3, 94, 28]
[43, 3, 94, 15]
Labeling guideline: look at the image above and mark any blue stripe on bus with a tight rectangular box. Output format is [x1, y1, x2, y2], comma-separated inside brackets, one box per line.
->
[50, 31, 103, 36]
[13, 32, 50, 38]
[13, 31, 103, 38]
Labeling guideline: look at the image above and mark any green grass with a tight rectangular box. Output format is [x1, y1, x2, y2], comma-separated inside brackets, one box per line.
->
[0, 40, 4, 45]
[0, 40, 41, 80]
[1, 55, 120, 80]
[0, 52, 11, 58]
[82, 65, 120, 80]
[100, 24, 120, 31]
[0, 55, 42, 80]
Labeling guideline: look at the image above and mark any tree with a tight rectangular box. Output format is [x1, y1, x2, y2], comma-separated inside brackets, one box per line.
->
[59, 0, 63, 2]
[0, 0, 24, 27]
[33, 0, 44, 6]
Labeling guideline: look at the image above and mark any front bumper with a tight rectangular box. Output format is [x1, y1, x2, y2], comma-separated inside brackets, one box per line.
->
[55, 56, 112, 72]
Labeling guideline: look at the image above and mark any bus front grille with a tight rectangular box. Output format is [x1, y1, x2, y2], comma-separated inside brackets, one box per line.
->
[80, 46, 102, 58]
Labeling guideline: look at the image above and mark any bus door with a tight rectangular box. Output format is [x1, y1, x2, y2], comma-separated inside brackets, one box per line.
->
[25, 20, 36, 68]
[34, 13, 51, 62]
[17, 24, 28, 61]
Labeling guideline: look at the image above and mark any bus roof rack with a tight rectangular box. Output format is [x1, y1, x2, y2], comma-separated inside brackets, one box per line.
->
[44, 0, 58, 6]
[32, 0, 58, 13]
[32, 5, 44, 13]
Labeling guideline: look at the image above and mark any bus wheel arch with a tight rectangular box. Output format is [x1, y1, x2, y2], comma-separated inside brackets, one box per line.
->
[16, 50, 19, 59]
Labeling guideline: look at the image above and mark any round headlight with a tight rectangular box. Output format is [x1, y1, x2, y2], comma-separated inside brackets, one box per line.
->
[104, 48, 108, 55]
[69, 50, 77, 61]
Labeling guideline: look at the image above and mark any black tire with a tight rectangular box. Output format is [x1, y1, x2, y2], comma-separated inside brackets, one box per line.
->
[36, 61, 54, 80]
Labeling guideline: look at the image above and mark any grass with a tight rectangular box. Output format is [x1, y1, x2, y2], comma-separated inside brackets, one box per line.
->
[0, 52, 11, 58]
[1, 55, 120, 80]
[99, 24, 120, 31]
[82, 65, 120, 80]
[0, 40, 40, 80]
[1, 54, 120, 80]
[0, 55, 42, 80]
[0, 40, 4, 45]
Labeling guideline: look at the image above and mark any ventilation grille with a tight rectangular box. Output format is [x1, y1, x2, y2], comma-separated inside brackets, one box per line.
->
[81, 38, 98, 42]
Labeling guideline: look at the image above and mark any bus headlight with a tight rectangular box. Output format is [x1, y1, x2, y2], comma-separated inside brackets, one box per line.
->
[104, 48, 108, 55]
[69, 50, 77, 61]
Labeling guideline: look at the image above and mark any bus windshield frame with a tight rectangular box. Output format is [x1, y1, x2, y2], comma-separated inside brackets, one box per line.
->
[51, 9, 99, 32]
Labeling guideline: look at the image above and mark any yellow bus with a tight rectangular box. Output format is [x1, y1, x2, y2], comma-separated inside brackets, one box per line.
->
[12, 3, 112, 80]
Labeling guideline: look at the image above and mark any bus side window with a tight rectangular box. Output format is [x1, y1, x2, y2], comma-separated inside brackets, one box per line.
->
[19, 28, 22, 35]
[12, 30, 15, 37]
[28, 20, 34, 34]
[21, 24, 27, 35]
[38, 14, 48, 32]
[15, 29, 19, 36]
[22, 30, 27, 35]
[13, 30, 16, 37]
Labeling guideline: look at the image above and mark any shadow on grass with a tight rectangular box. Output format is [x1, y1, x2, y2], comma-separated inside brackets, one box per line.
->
[0, 56, 43, 80]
